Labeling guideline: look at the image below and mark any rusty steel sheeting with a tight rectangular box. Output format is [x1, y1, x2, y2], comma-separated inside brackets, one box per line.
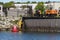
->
[22, 17, 60, 27]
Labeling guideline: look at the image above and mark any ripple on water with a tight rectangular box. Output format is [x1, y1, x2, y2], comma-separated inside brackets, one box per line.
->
[0, 32, 60, 40]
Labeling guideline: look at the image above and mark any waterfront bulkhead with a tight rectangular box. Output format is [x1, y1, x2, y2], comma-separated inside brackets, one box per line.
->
[21, 17, 60, 32]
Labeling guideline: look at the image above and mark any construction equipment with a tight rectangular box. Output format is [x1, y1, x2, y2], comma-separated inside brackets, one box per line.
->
[45, 9, 58, 16]
[17, 17, 23, 31]
[45, 4, 58, 17]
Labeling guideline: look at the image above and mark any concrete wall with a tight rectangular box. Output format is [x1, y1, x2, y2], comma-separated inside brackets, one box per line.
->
[7, 8, 29, 17]
[0, 5, 4, 16]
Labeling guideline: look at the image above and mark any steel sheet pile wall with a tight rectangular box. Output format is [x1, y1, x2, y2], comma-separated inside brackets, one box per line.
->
[24, 19, 60, 27]
[22, 17, 60, 32]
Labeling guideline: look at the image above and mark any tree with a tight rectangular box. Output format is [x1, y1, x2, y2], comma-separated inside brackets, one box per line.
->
[3, 1, 15, 17]
[0, 2, 4, 5]
[31, 1, 37, 3]
[3, 1, 14, 8]
[16, 2, 20, 4]
[35, 2, 45, 14]
[20, 5, 27, 9]
[26, 1, 30, 4]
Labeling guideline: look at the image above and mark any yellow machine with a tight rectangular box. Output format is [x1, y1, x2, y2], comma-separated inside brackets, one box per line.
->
[17, 19, 23, 30]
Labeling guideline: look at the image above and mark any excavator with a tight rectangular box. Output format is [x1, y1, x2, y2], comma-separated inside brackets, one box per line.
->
[45, 9, 58, 17]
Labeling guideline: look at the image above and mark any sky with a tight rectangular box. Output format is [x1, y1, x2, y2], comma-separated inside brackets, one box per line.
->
[0, 0, 60, 3]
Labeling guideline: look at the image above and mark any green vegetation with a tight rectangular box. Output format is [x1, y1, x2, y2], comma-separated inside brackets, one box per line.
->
[16, 2, 21, 4]
[0, 1, 45, 14]
[0, 1, 37, 8]
[0, 2, 4, 5]
[35, 2, 45, 14]
[13, 20, 18, 24]
[0, 1, 15, 8]
[31, 1, 37, 3]
[3, 1, 15, 8]
[20, 5, 28, 9]
[26, 1, 30, 4]
[20, 15, 22, 17]
[10, 20, 18, 24]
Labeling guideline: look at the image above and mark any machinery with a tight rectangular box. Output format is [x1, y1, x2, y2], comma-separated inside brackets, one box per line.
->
[45, 9, 58, 16]
[34, 4, 59, 17]
[34, 9, 58, 17]
[45, 4, 58, 17]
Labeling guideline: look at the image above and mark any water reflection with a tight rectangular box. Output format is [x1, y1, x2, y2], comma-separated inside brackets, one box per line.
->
[0, 32, 60, 40]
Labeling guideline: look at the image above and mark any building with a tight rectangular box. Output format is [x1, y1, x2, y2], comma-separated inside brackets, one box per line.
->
[7, 7, 29, 17]
[0, 5, 4, 16]
[14, 4, 37, 14]
[44, 1, 60, 10]
[7, 4, 37, 17]
[8, 2, 60, 17]
[14, 4, 37, 10]
[8, 8, 19, 17]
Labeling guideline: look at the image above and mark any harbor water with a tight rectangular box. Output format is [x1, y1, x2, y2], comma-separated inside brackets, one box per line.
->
[0, 32, 60, 40]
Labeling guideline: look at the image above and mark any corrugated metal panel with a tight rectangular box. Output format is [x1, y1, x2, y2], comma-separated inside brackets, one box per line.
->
[50, 19, 56, 27]
[24, 19, 60, 27]
[56, 19, 60, 27]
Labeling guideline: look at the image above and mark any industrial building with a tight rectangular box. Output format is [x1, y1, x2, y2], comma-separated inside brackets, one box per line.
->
[7, 4, 37, 17]
[7, 2, 60, 17]
[44, 1, 60, 10]
[0, 5, 4, 16]
[7, 7, 31, 17]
